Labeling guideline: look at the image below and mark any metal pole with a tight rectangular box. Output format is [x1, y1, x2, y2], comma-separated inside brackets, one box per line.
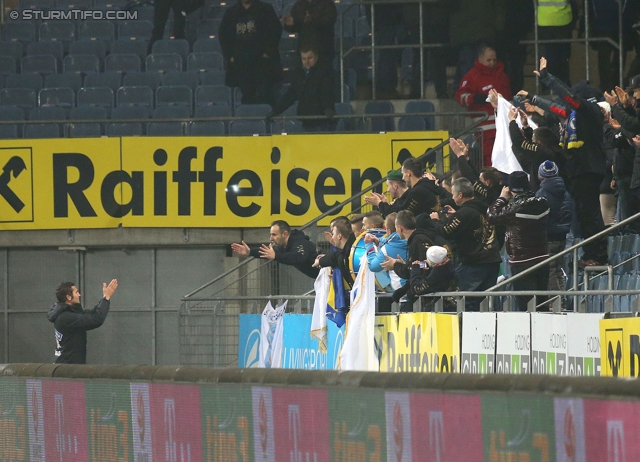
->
[371, 3, 376, 100]
[419, 0, 424, 99]
[573, 247, 578, 312]
[584, 0, 590, 81]
[534, 0, 540, 94]
[340, 8, 345, 103]
[151, 248, 157, 366]
[618, 0, 623, 88]
[3, 250, 8, 363]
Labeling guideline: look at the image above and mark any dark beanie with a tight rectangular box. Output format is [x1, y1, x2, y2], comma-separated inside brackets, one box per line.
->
[538, 160, 558, 180]
[508, 171, 529, 193]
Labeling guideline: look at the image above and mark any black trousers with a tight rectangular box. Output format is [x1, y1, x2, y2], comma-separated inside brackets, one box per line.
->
[150, 0, 186, 45]
[570, 173, 608, 262]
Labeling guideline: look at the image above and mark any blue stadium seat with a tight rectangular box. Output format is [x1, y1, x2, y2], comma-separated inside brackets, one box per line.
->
[0, 123, 18, 138]
[5, 73, 42, 93]
[233, 87, 243, 107]
[111, 105, 149, 120]
[364, 100, 395, 132]
[21, 54, 57, 75]
[107, 122, 143, 136]
[196, 19, 221, 40]
[146, 53, 183, 73]
[398, 116, 426, 132]
[199, 70, 225, 86]
[195, 85, 231, 107]
[69, 40, 107, 61]
[104, 53, 141, 73]
[162, 71, 199, 91]
[156, 85, 192, 112]
[38, 87, 74, 108]
[84, 72, 121, 93]
[45, 73, 82, 92]
[19, 0, 54, 8]
[109, 39, 149, 62]
[39, 21, 75, 52]
[0, 42, 24, 62]
[1, 22, 36, 45]
[78, 20, 115, 42]
[228, 120, 266, 135]
[117, 86, 154, 113]
[77, 86, 114, 111]
[334, 101, 353, 132]
[24, 122, 60, 138]
[122, 71, 161, 91]
[188, 120, 226, 136]
[193, 38, 221, 54]
[69, 105, 108, 121]
[1, 88, 36, 110]
[279, 37, 297, 53]
[29, 106, 67, 121]
[405, 100, 435, 130]
[187, 52, 223, 72]
[67, 121, 103, 138]
[0, 105, 25, 121]
[0, 56, 17, 76]
[26, 41, 63, 63]
[117, 20, 153, 40]
[235, 104, 272, 118]
[64, 54, 100, 74]
[55, 0, 92, 9]
[153, 105, 190, 120]
[194, 105, 232, 119]
[147, 121, 184, 136]
[151, 39, 189, 62]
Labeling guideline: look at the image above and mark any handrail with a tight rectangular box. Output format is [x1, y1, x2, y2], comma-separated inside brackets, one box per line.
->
[183, 112, 489, 298]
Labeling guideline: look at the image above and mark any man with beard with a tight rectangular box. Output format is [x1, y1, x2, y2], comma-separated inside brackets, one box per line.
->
[363, 169, 409, 217]
[400, 157, 441, 216]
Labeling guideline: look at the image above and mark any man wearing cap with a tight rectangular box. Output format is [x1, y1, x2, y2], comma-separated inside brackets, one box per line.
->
[536, 160, 573, 292]
[520, 57, 608, 266]
[488, 171, 551, 311]
[407, 246, 457, 312]
[605, 75, 640, 140]
[364, 169, 409, 217]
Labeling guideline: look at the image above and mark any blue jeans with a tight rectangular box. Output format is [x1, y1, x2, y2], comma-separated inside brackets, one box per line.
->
[455, 261, 500, 312]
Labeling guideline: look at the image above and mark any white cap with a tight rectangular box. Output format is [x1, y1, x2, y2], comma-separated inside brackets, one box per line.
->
[427, 246, 448, 266]
[598, 101, 611, 114]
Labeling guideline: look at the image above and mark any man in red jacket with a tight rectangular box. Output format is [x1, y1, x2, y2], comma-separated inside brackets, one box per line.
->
[456, 45, 512, 167]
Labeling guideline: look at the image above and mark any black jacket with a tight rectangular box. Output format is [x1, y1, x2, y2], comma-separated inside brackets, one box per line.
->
[402, 177, 440, 216]
[271, 62, 335, 127]
[487, 192, 550, 265]
[530, 71, 606, 180]
[283, 0, 337, 56]
[47, 299, 111, 364]
[408, 260, 457, 297]
[432, 197, 501, 264]
[456, 155, 501, 206]
[509, 120, 566, 191]
[393, 229, 435, 279]
[318, 233, 356, 287]
[377, 188, 409, 217]
[218, 0, 283, 86]
[249, 229, 319, 278]
[536, 177, 572, 241]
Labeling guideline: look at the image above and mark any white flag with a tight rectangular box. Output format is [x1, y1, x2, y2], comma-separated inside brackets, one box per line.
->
[491, 96, 538, 174]
[311, 267, 331, 353]
[339, 256, 377, 371]
[259, 300, 287, 368]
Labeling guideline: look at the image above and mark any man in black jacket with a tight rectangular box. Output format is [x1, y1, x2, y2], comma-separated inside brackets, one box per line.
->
[488, 171, 550, 311]
[364, 169, 409, 217]
[232, 220, 319, 278]
[282, 0, 337, 63]
[268, 46, 336, 132]
[218, 0, 283, 105]
[314, 216, 356, 287]
[48, 279, 118, 364]
[521, 57, 608, 266]
[430, 178, 502, 311]
[401, 157, 440, 216]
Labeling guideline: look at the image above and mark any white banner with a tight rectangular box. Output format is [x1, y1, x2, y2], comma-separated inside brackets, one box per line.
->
[461, 312, 497, 374]
[531, 312, 568, 375]
[566, 313, 603, 376]
[495, 313, 531, 374]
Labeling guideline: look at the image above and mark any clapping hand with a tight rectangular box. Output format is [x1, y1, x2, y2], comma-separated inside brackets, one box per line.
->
[533, 57, 547, 77]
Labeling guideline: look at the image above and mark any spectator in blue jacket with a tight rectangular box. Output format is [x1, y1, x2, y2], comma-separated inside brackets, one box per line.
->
[364, 212, 409, 293]
[536, 160, 573, 291]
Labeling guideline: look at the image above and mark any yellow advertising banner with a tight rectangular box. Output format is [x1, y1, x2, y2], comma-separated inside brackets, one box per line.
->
[0, 132, 448, 230]
[377, 312, 460, 373]
[600, 317, 640, 378]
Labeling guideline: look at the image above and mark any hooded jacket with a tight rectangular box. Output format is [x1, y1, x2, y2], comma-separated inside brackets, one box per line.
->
[536, 176, 573, 241]
[487, 192, 550, 265]
[408, 259, 457, 297]
[402, 177, 440, 217]
[432, 197, 502, 264]
[249, 229, 319, 278]
[392, 228, 435, 280]
[283, 0, 337, 56]
[47, 299, 111, 364]
[318, 232, 356, 288]
[529, 71, 606, 179]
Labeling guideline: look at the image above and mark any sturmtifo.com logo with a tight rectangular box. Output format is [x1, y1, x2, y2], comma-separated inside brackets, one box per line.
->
[9, 9, 138, 20]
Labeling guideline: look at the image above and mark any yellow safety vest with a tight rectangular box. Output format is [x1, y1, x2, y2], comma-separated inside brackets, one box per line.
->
[537, 0, 572, 27]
